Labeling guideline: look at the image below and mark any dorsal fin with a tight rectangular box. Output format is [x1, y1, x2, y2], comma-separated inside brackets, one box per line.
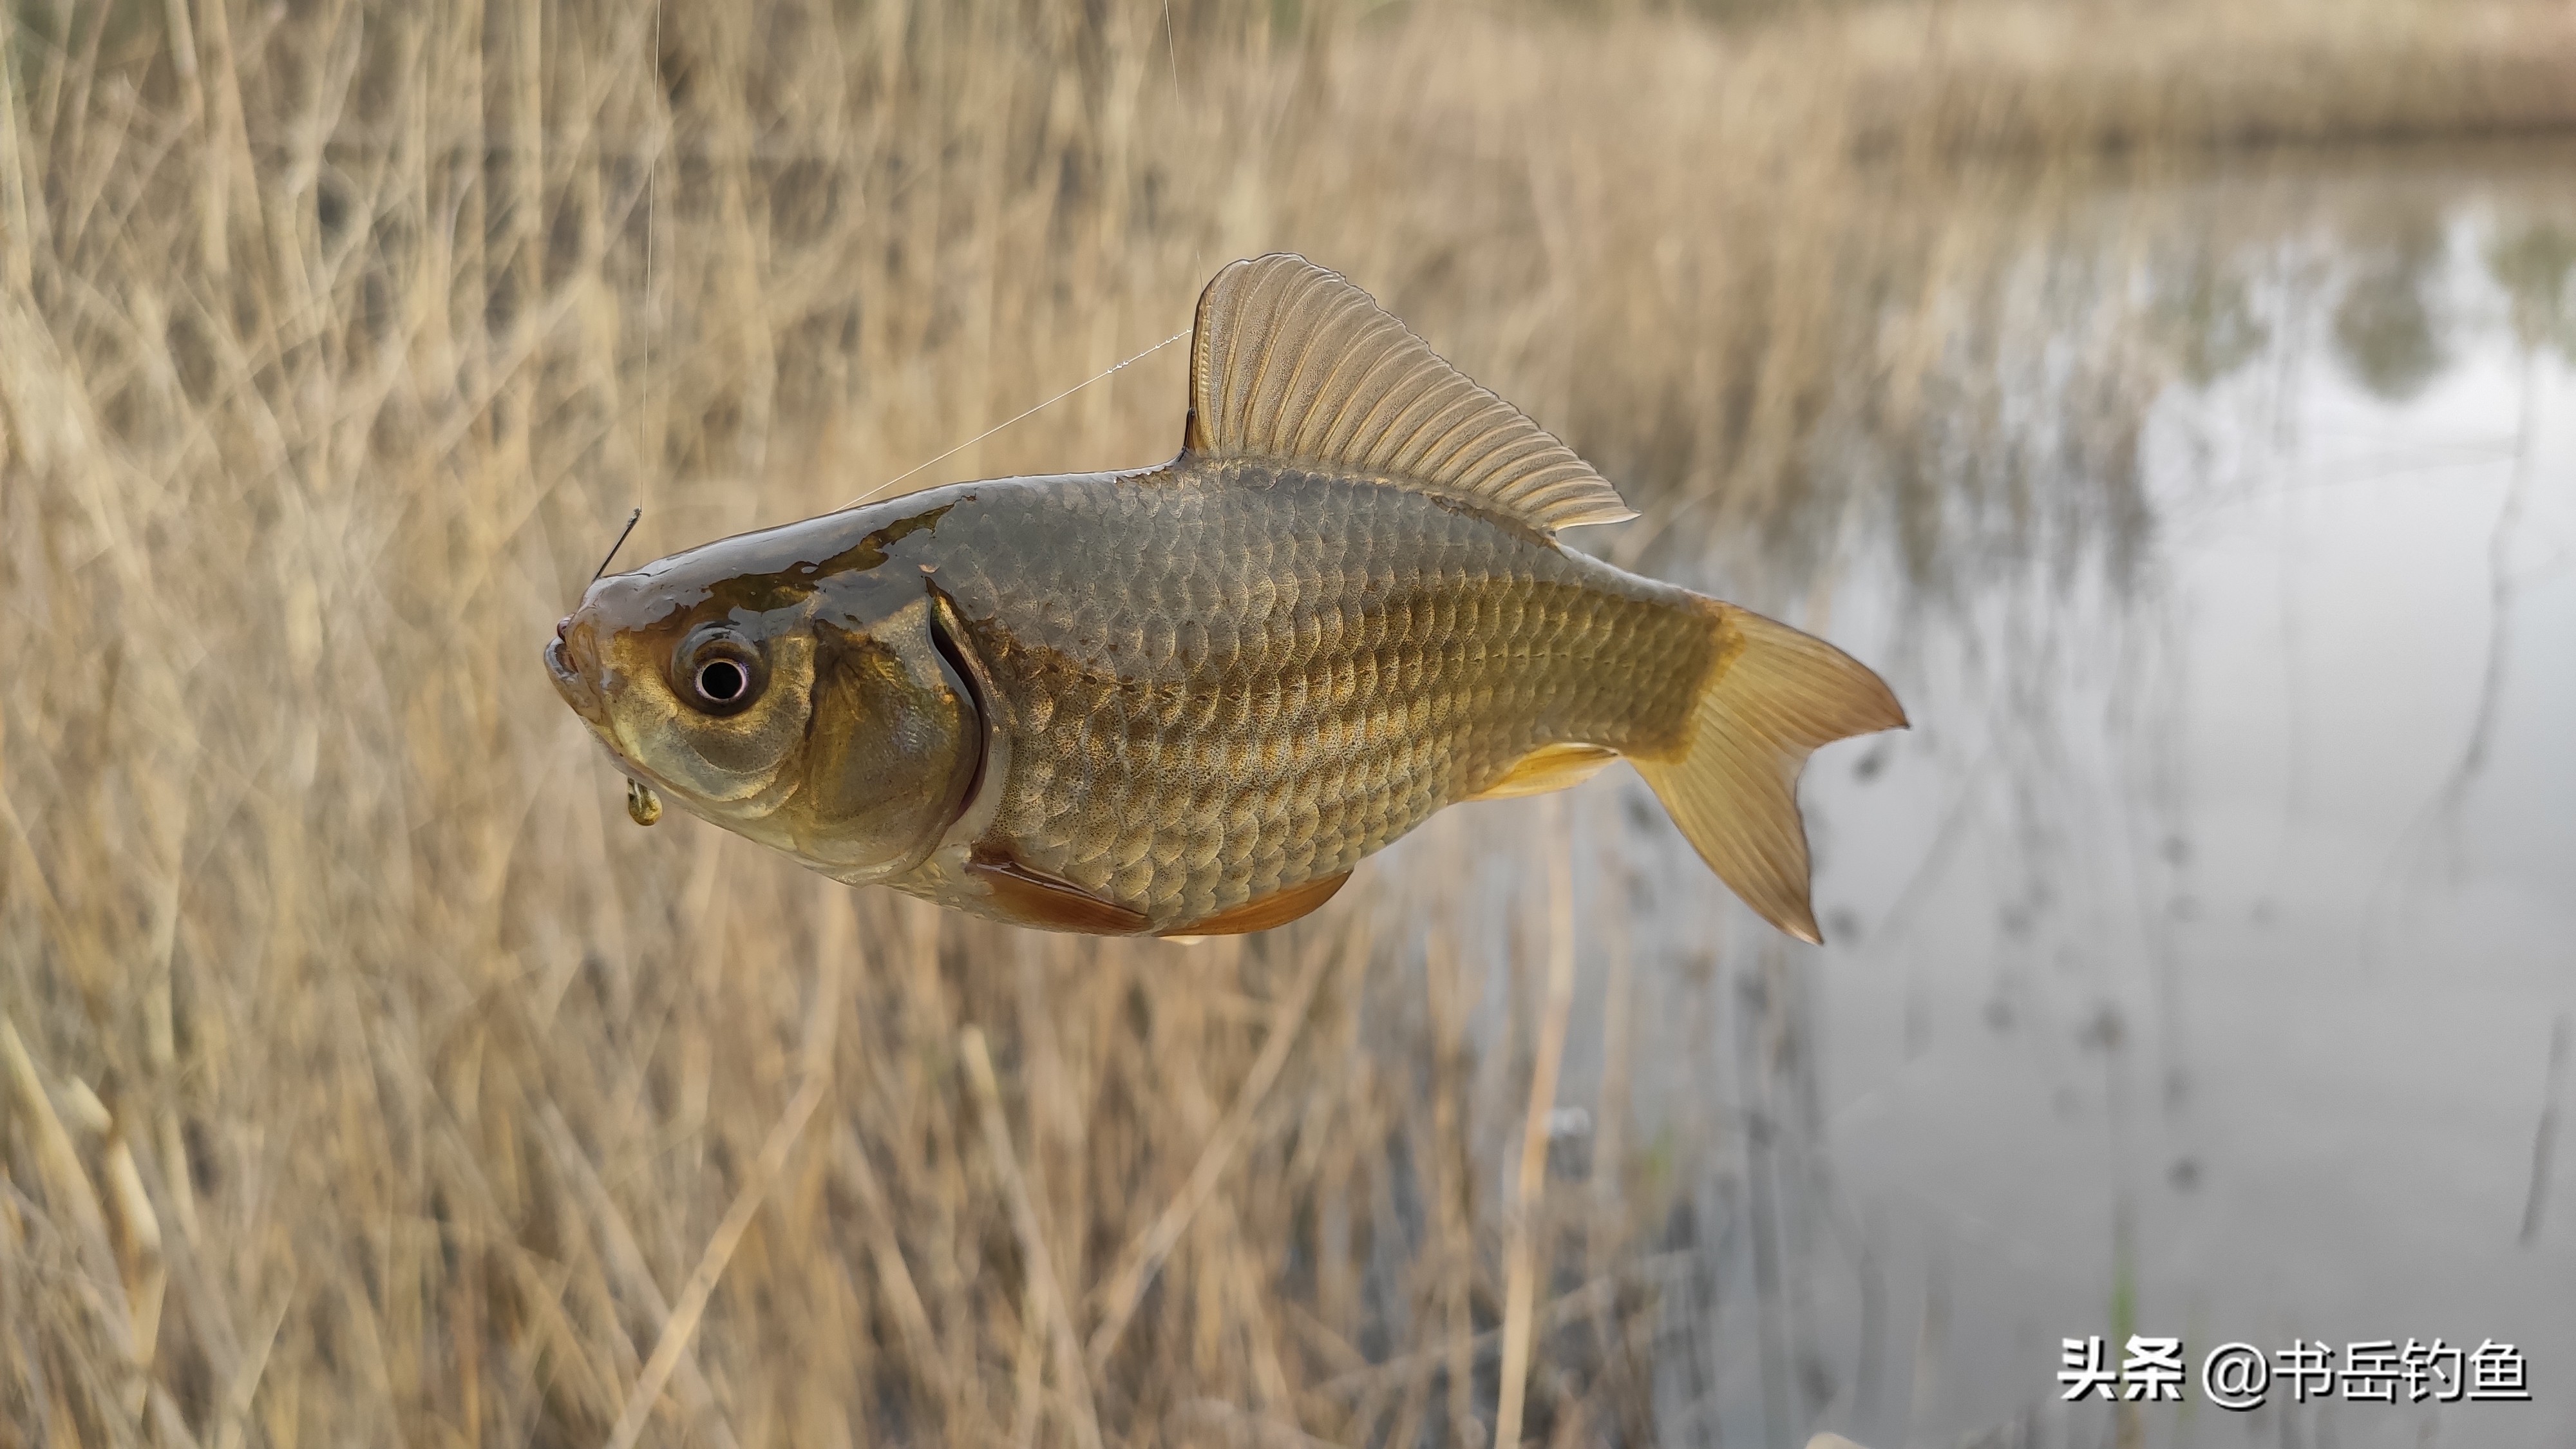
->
[1183, 254, 1636, 536]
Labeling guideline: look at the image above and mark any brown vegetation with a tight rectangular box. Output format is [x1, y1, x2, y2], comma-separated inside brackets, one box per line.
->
[4, 1, 2572, 1445]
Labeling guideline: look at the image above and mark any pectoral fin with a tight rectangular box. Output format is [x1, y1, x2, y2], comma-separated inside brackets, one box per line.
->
[1160, 870, 1352, 937]
[967, 851, 1151, 935]
[1463, 743, 1620, 802]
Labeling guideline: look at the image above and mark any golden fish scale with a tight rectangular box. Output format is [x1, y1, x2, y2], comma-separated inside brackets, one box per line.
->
[925, 464, 1714, 927]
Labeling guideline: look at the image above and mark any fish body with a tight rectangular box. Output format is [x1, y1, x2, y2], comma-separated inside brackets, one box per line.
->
[549, 256, 1904, 940]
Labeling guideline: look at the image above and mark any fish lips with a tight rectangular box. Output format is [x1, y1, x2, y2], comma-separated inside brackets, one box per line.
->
[544, 613, 748, 815]
[545, 616, 616, 735]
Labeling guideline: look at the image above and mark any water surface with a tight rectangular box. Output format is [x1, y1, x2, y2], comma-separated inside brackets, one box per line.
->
[1410, 143, 2576, 1449]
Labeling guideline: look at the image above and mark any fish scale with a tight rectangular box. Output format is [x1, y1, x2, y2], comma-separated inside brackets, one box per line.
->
[927, 466, 1710, 925]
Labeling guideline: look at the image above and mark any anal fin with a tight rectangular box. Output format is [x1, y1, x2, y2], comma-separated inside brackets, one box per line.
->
[967, 851, 1151, 935]
[1160, 870, 1352, 937]
[1464, 743, 1620, 802]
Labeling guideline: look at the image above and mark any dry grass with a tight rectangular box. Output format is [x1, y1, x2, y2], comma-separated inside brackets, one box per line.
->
[3, 1, 2573, 1446]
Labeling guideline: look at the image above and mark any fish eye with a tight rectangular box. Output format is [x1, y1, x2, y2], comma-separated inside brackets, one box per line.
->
[697, 658, 747, 702]
[675, 628, 765, 716]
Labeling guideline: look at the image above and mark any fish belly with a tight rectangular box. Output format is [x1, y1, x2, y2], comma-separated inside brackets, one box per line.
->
[916, 467, 1712, 929]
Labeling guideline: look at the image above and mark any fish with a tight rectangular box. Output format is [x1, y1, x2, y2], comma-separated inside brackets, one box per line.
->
[545, 254, 1906, 942]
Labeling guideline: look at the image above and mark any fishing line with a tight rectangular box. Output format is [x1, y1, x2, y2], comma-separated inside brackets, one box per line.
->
[606, 0, 662, 590]
[1164, 0, 1205, 282]
[843, 328, 1189, 509]
[842, 6, 1208, 514]
[591, 507, 643, 584]
[645, 0, 662, 418]
[571, 5, 660, 600]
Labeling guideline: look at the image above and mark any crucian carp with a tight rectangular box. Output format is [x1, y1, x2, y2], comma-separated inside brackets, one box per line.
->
[546, 255, 1906, 941]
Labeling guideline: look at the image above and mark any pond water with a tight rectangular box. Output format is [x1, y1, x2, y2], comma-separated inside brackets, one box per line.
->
[1405, 143, 2576, 1449]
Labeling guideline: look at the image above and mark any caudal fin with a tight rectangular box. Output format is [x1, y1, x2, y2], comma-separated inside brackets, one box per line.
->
[1631, 604, 1906, 944]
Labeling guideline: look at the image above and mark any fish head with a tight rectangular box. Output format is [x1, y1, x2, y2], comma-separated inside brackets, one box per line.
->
[545, 507, 982, 883]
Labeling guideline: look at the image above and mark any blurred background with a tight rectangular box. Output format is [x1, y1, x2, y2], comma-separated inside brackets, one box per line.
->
[2, 1, 2572, 1446]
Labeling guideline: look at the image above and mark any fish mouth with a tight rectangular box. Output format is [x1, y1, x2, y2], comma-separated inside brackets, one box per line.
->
[545, 616, 613, 732]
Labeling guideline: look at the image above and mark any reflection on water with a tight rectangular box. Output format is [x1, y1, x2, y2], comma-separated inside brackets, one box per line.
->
[1399, 146, 2576, 1448]
[2334, 205, 2456, 402]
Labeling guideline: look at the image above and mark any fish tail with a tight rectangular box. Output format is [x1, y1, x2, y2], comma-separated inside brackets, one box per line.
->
[1631, 602, 1907, 945]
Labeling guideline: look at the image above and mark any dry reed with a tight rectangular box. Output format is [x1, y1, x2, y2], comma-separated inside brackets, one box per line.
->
[4, 1, 2573, 1446]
